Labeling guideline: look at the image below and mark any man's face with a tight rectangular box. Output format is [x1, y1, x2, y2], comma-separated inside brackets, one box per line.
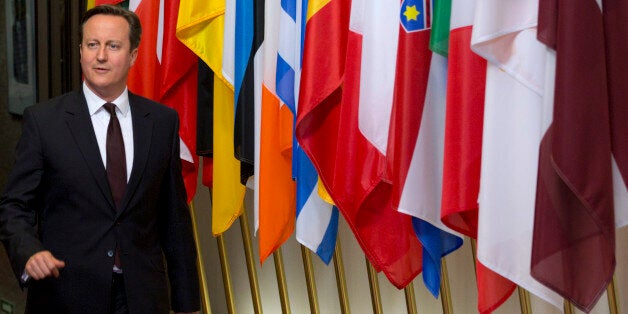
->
[80, 14, 137, 101]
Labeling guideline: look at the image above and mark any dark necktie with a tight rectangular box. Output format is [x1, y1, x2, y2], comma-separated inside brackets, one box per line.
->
[104, 103, 126, 270]
[104, 103, 127, 210]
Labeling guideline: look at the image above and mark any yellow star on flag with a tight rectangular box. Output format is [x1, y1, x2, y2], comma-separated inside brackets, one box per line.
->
[403, 5, 420, 22]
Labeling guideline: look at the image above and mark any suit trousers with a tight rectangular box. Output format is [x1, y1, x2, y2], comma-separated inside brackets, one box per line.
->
[111, 273, 128, 314]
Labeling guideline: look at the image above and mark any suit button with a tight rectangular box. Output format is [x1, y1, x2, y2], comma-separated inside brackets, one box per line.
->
[107, 250, 114, 257]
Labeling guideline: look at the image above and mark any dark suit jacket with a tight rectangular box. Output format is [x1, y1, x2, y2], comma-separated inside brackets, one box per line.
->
[0, 88, 200, 313]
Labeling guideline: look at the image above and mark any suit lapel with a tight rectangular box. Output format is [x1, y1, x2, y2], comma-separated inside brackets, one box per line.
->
[64, 90, 117, 210]
[118, 93, 153, 214]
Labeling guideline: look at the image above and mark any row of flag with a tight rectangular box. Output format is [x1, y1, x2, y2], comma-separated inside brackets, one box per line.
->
[88, 0, 627, 312]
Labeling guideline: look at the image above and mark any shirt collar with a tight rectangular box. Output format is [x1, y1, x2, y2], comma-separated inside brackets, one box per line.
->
[83, 82, 131, 117]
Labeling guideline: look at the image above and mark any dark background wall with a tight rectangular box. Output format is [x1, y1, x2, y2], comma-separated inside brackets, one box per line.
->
[0, 0, 28, 311]
[1, 1, 83, 312]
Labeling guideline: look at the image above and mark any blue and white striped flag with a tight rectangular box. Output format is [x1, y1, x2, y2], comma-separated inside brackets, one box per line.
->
[277, 0, 339, 264]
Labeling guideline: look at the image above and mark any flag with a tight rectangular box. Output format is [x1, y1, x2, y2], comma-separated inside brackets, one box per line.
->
[441, 1, 515, 312]
[296, 0, 352, 266]
[212, 79, 246, 235]
[395, 0, 463, 297]
[125, 0, 160, 99]
[428, 0, 449, 56]
[298, 0, 422, 288]
[196, 62, 213, 159]
[222, 0, 236, 87]
[532, 0, 616, 311]
[277, 0, 339, 264]
[470, 0, 563, 308]
[93, 0, 123, 6]
[604, 2, 628, 228]
[196, 61, 214, 188]
[606, 3, 628, 183]
[388, 0, 433, 226]
[176, 0, 224, 190]
[257, 0, 296, 263]
[177, 0, 246, 235]
[100, 0, 200, 201]
[234, 0, 264, 183]
[440, 0, 483, 238]
[157, 0, 199, 202]
[176, 0, 227, 83]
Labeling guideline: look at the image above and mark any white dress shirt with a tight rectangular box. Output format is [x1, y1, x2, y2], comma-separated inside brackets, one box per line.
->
[83, 82, 134, 181]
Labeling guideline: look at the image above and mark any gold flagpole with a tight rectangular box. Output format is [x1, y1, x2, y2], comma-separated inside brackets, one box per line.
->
[239, 210, 263, 313]
[189, 202, 212, 314]
[333, 238, 350, 313]
[216, 235, 236, 313]
[273, 248, 291, 314]
[440, 259, 453, 314]
[366, 259, 383, 314]
[470, 238, 477, 269]
[301, 246, 320, 313]
[607, 276, 619, 314]
[517, 287, 531, 314]
[404, 282, 417, 314]
[563, 300, 575, 314]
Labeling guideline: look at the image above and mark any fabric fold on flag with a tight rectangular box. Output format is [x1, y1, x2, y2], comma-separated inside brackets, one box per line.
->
[296, 0, 352, 266]
[177, 0, 224, 195]
[234, 0, 264, 183]
[411, 218, 461, 297]
[470, 0, 563, 309]
[196, 60, 214, 188]
[605, 1, 628, 192]
[212, 78, 246, 235]
[158, 0, 199, 201]
[441, 1, 515, 312]
[176, 0, 227, 84]
[295, 155, 339, 264]
[429, 0, 449, 56]
[258, 85, 295, 262]
[387, 0, 433, 225]
[604, 2, 628, 229]
[391, 0, 462, 297]
[468, 0, 563, 309]
[440, 4, 483, 238]
[398, 50, 463, 297]
[278, 0, 339, 264]
[113, 0, 199, 201]
[257, 0, 296, 263]
[298, 0, 422, 288]
[177, 0, 245, 235]
[532, 0, 617, 311]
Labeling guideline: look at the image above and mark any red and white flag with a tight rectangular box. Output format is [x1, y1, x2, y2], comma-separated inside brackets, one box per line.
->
[441, 1, 515, 312]
[470, 0, 562, 309]
[297, 0, 422, 288]
[95, 0, 199, 200]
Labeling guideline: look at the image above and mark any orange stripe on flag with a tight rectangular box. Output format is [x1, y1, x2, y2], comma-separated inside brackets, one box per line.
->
[259, 85, 296, 263]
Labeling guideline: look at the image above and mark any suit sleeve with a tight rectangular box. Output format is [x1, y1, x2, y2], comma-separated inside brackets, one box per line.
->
[0, 108, 46, 284]
[159, 113, 200, 312]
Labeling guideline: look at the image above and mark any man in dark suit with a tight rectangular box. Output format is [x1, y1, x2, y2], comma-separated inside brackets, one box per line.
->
[0, 5, 200, 313]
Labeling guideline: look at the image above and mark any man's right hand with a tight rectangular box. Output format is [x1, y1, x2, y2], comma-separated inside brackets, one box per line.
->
[25, 250, 66, 280]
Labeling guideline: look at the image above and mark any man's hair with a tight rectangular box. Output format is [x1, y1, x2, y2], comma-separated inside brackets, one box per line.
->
[80, 4, 142, 51]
